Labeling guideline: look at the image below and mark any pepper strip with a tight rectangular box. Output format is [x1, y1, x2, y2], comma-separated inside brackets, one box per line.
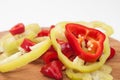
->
[50, 26, 110, 72]
[0, 37, 51, 72]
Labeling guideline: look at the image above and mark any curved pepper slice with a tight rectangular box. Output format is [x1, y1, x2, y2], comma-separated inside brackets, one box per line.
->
[0, 37, 51, 72]
[90, 21, 114, 36]
[65, 23, 106, 62]
[65, 65, 113, 80]
[66, 68, 92, 80]
[50, 25, 110, 72]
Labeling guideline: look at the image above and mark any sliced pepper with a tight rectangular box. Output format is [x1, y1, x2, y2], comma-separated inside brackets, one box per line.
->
[65, 23, 106, 62]
[57, 39, 76, 60]
[50, 24, 110, 72]
[0, 37, 51, 72]
[41, 60, 63, 80]
[9, 23, 25, 35]
[20, 38, 36, 52]
[41, 50, 58, 64]
[37, 25, 55, 37]
[107, 47, 115, 60]
[37, 29, 49, 37]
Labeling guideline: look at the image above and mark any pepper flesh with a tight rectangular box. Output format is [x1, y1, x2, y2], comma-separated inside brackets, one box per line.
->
[41, 60, 63, 80]
[65, 23, 106, 62]
[41, 50, 58, 64]
[107, 47, 115, 60]
[20, 38, 36, 52]
[37, 29, 49, 37]
[50, 24, 110, 72]
[9, 23, 25, 35]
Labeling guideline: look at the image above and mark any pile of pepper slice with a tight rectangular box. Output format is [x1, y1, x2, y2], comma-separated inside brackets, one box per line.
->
[0, 21, 115, 80]
[49, 21, 115, 80]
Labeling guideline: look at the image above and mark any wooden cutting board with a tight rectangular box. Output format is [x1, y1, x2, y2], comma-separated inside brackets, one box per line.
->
[0, 32, 120, 80]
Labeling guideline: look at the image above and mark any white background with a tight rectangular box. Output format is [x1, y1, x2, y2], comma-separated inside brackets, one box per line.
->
[0, 0, 120, 41]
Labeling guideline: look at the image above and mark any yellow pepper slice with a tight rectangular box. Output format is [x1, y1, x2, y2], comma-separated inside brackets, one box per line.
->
[66, 68, 92, 80]
[90, 21, 114, 36]
[0, 37, 51, 72]
[65, 65, 113, 80]
[50, 24, 110, 72]
[0, 34, 18, 54]
[25, 23, 41, 34]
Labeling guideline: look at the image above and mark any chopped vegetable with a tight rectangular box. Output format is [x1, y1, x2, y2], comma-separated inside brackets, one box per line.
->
[41, 50, 58, 64]
[57, 40, 76, 60]
[9, 23, 25, 35]
[107, 47, 116, 60]
[20, 38, 36, 52]
[41, 60, 63, 80]
[37, 25, 55, 37]
[37, 29, 49, 37]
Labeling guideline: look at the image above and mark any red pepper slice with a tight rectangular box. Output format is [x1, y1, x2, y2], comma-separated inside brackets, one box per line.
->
[65, 23, 106, 62]
[37, 25, 55, 37]
[37, 29, 49, 37]
[41, 50, 58, 64]
[41, 40, 76, 64]
[9, 23, 25, 35]
[20, 38, 35, 52]
[41, 60, 63, 80]
[107, 47, 115, 60]
[57, 40, 76, 60]
[50, 25, 55, 31]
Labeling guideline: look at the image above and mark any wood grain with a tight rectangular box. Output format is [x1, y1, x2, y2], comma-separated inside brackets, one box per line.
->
[0, 32, 120, 80]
